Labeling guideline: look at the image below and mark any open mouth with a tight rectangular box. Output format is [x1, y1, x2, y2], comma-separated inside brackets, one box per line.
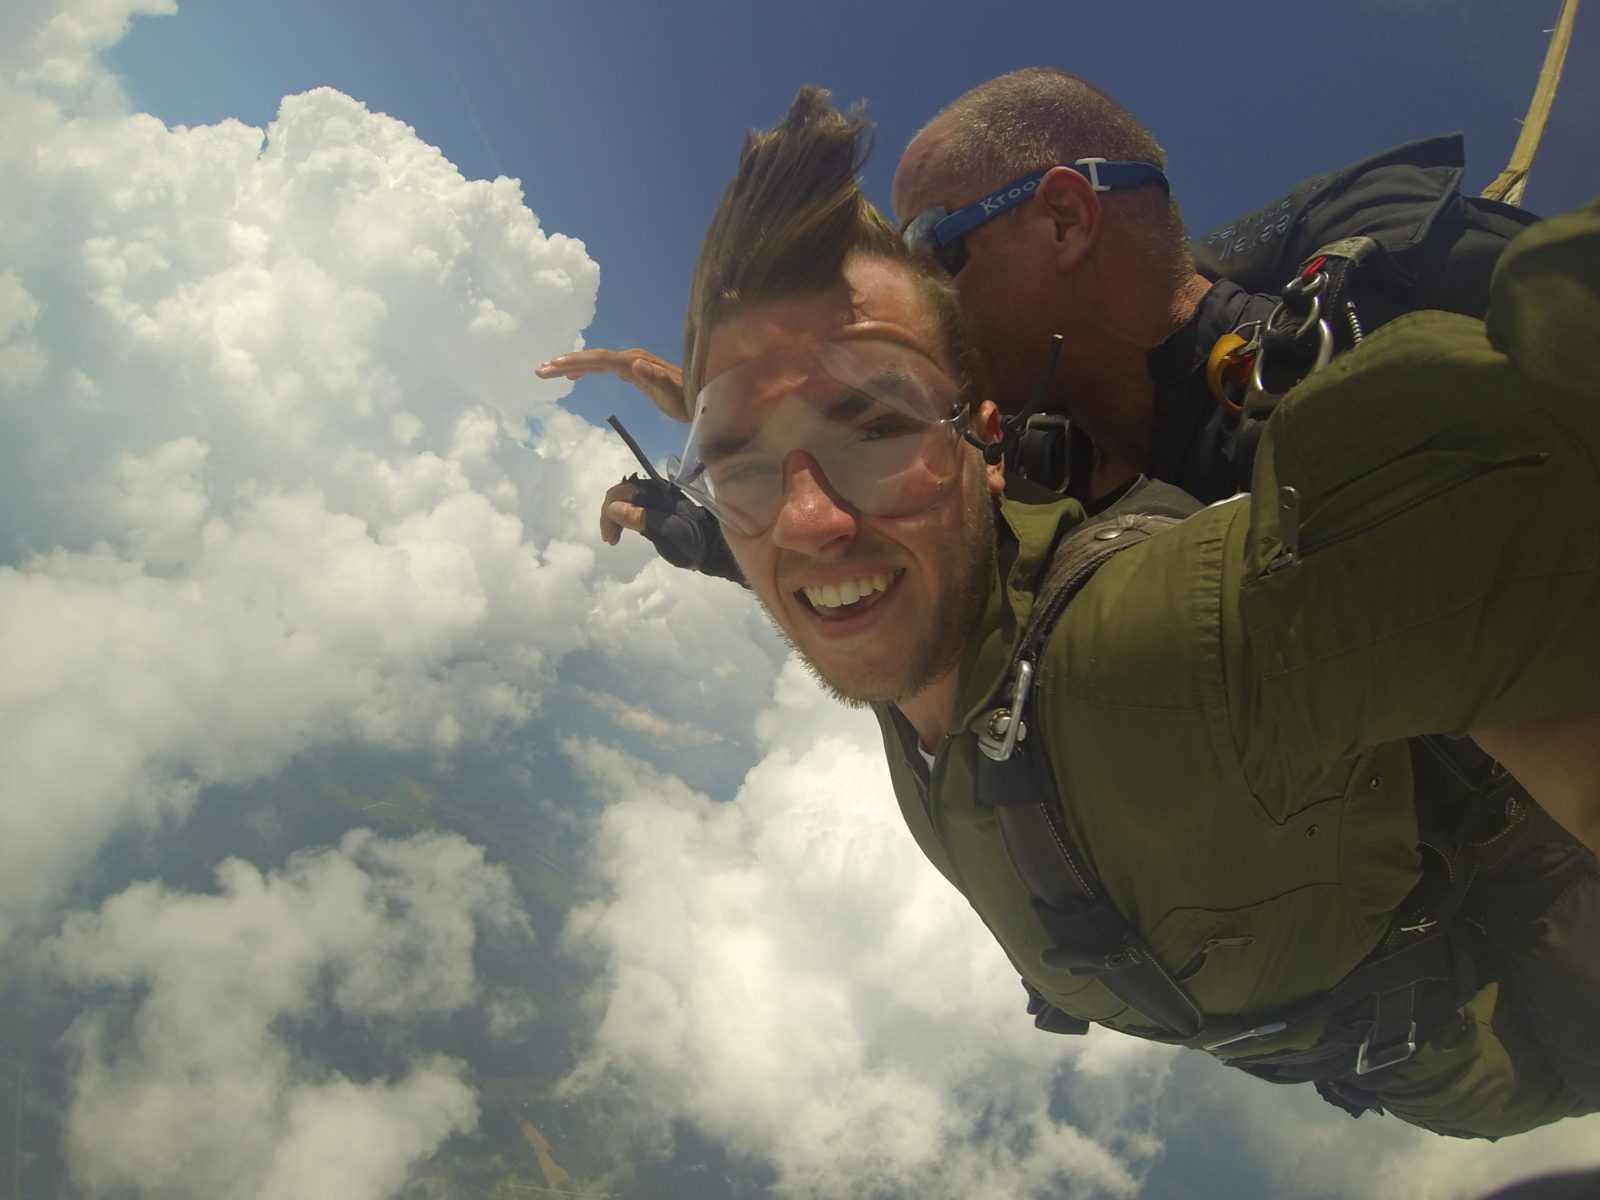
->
[797, 570, 901, 618]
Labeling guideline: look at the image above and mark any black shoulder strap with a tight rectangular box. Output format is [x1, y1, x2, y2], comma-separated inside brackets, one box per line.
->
[1224, 236, 1379, 488]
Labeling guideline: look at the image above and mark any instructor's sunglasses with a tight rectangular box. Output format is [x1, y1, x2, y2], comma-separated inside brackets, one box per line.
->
[901, 158, 1171, 276]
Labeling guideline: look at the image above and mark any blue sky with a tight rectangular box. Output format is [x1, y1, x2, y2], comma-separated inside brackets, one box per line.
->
[5, 2, 1598, 1197]
[106, 0, 1600, 451]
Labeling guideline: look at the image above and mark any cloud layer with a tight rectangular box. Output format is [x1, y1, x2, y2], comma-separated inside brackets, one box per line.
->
[52, 831, 519, 1200]
[4, 1, 788, 1193]
[2, 0, 622, 1193]
[0, 0, 613, 950]
[563, 662, 1171, 1198]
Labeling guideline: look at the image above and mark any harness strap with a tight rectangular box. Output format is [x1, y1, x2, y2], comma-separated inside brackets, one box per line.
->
[1148, 805, 1486, 1073]
[1212, 925, 1473, 1070]
[1252, 237, 1379, 395]
[974, 480, 1204, 1039]
[977, 726, 1206, 1039]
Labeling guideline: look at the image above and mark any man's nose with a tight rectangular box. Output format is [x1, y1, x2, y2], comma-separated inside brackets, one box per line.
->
[768, 451, 856, 556]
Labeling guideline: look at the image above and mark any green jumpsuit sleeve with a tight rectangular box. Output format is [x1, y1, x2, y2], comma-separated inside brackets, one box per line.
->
[1234, 198, 1600, 782]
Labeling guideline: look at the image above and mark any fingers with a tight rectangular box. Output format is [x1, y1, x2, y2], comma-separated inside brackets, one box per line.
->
[601, 500, 647, 545]
[598, 480, 647, 545]
[535, 348, 639, 381]
[537, 347, 690, 423]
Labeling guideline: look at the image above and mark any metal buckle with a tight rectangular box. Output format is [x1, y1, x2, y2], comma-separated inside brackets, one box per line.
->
[976, 659, 1034, 761]
[1354, 1020, 1417, 1075]
[1203, 1020, 1289, 1052]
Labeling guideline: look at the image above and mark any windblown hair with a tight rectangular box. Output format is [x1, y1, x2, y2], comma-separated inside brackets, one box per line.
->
[929, 67, 1190, 280]
[683, 86, 982, 409]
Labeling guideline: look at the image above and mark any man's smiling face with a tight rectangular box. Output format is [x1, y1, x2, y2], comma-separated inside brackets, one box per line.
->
[697, 255, 1003, 707]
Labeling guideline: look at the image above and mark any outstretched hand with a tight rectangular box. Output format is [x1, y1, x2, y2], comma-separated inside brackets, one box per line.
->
[536, 347, 689, 423]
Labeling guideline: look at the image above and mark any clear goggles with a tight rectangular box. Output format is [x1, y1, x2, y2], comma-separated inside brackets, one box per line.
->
[671, 339, 970, 538]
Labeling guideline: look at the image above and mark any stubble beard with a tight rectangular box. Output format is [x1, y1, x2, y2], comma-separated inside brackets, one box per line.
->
[769, 468, 999, 709]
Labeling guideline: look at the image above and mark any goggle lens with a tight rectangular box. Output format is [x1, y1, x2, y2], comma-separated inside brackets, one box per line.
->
[675, 340, 968, 537]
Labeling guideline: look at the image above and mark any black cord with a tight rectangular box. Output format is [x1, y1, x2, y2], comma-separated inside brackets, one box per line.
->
[966, 333, 1064, 464]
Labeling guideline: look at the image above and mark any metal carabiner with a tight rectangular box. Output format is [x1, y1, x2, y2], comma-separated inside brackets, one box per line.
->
[976, 659, 1035, 761]
[1266, 290, 1325, 344]
[1248, 315, 1333, 402]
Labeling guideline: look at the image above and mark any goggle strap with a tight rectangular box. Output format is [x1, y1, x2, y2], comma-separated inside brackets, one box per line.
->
[927, 160, 1171, 249]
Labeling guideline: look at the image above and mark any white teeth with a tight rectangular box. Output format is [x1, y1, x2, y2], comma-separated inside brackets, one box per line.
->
[803, 572, 896, 609]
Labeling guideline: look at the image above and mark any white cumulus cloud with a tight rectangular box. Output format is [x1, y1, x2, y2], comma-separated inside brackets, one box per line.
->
[0, 0, 653, 1194]
[0, 0, 616, 943]
[51, 830, 519, 1200]
[562, 662, 1169, 1199]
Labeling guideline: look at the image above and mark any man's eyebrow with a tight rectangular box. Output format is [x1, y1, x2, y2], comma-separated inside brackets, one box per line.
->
[700, 429, 753, 463]
[820, 373, 912, 425]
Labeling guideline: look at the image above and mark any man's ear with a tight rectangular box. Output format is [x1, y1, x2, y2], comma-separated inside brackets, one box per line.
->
[1034, 165, 1101, 274]
[975, 400, 1006, 494]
